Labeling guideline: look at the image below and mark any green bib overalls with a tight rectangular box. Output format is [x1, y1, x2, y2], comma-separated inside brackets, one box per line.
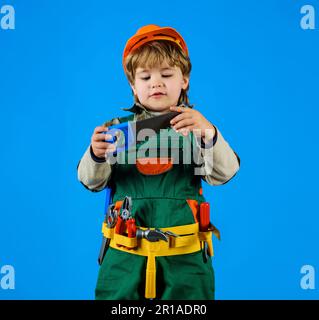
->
[95, 114, 216, 300]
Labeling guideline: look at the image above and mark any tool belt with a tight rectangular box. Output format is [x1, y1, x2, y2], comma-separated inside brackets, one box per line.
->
[102, 220, 220, 299]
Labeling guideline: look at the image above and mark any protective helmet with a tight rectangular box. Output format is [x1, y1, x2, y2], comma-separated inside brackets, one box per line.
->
[123, 24, 188, 71]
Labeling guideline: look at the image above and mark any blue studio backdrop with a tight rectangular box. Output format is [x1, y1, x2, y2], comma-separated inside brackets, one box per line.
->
[0, 0, 318, 299]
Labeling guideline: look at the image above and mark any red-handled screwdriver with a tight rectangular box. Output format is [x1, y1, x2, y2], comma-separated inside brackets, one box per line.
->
[199, 202, 210, 232]
[115, 216, 126, 234]
[126, 218, 136, 238]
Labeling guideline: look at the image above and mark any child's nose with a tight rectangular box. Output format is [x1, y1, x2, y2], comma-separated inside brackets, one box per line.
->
[151, 80, 164, 88]
[150, 74, 164, 88]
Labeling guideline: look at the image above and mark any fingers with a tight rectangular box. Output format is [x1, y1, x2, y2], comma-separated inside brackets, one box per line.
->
[94, 125, 108, 134]
[170, 112, 191, 125]
[169, 107, 194, 136]
[170, 106, 190, 113]
[172, 118, 194, 131]
[94, 141, 112, 149]
[92, 133, 113, 142]
[101, 144, 117, 154]
[91, 125, 117, 158]
[92, 140, 117, 157]
[181, 125, 195, 136]
[170, 106, 195, 132]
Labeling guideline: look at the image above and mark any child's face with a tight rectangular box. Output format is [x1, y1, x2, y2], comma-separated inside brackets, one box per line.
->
[131, 61, 189, 113]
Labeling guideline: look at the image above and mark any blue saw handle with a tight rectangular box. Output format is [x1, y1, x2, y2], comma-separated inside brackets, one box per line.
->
[103, 122, 135, 153]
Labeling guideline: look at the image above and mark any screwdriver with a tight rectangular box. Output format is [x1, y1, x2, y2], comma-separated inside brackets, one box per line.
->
[199, 202, 210, 232]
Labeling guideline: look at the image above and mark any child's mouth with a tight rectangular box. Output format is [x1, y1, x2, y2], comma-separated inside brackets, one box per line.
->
[151, 93, 166, 98]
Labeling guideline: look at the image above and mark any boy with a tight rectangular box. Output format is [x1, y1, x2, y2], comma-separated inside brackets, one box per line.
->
[77, 25, 240, 300]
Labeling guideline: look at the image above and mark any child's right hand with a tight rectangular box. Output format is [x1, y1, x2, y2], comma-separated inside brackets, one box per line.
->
[91, 125, 116, 159]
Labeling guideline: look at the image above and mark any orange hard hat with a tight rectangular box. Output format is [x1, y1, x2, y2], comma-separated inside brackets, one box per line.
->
[123, 24, 188, 70]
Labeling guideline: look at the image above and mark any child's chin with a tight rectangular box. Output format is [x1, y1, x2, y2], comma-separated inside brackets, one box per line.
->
[147, 104, 171, 113]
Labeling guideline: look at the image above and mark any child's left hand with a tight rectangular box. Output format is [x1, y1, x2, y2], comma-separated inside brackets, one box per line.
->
[170, 106, 216, 142]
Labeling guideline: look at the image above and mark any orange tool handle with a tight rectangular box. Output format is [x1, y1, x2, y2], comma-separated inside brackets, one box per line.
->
[115, 216, 126, 235]
[126, 218, 136, 238]
[199, 202, 210, 232]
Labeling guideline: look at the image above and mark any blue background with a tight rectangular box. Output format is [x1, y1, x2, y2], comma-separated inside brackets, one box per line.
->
[0, 0, 318, 299]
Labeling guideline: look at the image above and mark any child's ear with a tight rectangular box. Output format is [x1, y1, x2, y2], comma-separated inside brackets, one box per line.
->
[130, 83, 137, 95]
[182, 76, 189, 90]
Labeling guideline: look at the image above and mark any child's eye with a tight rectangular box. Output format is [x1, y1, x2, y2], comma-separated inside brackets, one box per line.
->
[162, 74, 173, 78]
[141, 76, 150, 81]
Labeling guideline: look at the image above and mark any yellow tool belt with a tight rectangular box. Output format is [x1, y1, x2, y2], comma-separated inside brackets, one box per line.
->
[102, 222, 220, 299]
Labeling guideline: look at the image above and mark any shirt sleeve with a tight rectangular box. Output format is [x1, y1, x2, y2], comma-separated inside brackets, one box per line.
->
[194, 126, 240, 186]
[77, 145, 112, 192]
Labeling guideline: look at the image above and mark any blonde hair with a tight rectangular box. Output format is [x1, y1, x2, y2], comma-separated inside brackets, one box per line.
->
[124, 40, 192, 105]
